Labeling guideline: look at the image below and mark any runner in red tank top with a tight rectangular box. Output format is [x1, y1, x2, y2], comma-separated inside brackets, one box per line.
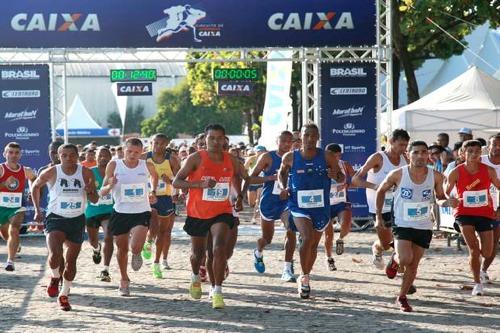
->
[446, 140, 500, 296]
[173, 124, 244, 309]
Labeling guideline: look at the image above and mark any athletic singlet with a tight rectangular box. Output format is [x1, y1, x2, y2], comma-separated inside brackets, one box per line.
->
[0, 163, 26, 209]
[366, 152, 407, 213]
[260, 151, 286, 205]
[85, 167, 113, 218]
[454, 163, 494, 219]
[481, 155, 500, 210]
[186, 150, 233, 219]
[330, 161, 348, 205]
[393, 166, 434, 230]
[146, 151, 174, 196]
[112, 159, 151, 214]
[47, 165, 86, 218]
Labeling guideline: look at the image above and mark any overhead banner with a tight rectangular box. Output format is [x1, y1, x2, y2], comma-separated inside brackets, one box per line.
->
[0, 0, 376, 48]
[320, 63, 377, 218]
[55, 128, 121, 137]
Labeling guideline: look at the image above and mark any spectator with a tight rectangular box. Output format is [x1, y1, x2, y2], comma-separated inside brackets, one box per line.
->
[458, 128, 473, 142]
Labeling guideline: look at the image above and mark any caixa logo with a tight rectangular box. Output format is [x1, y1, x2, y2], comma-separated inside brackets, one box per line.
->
[268, 12, 354, 30]
[11, 13, 100, 31]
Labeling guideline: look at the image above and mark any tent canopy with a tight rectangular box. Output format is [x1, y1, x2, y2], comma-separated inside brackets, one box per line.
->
[56, 95, 101, 130]
[392, 67, 500, 143]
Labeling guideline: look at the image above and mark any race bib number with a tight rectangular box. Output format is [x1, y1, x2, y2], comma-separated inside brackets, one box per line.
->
[0, 192, 22, 208]
[463, 190, 488, 208]
[202, 183, 230, 202]
[91, 193, 113, 206]
[403, 202, 430, 221]
[330, 184, 346, 205]
[121, 183, 146, 203]
[56, 196, 84, 216]
[156, 180, 167, 192]
[383, 191, 394, 212]
[272, 181, 282, 195]
[298, 189, 324, 209]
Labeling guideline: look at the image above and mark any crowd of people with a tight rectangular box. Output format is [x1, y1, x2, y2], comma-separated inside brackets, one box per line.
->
[0, 124, 498, 313]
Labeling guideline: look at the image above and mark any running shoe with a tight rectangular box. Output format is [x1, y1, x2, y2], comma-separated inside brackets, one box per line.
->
[298, 275, 311, 299]
[119, 280, 130, 296]
[327, 257, 337, 271]
[199, 266, 208, 282]
[58, 295, 72, 311]
[385, 253, 399, 279]
[480, 270, 490, 284]
[141, 240, 153, 260]
[4, 261, 14, 272]
[372, 253, 385, 270]
[162, 259, 171, 270]
[152, 263, 163, 279]
[281, 267, 296, 283]
[92, 243, 102, 265]
[472, 283, 484, 296]
[396, 296, 412, 312]
[98, 270, 111, 282]
[408, 284, 417, 295]
[189, 281, 202, 299]
[253, 249, 265, 274]
[47, 277, 60, 298]
[131, 253, 143, 271]
[336, 239, 344, 255]
[212, 293, 225, 309]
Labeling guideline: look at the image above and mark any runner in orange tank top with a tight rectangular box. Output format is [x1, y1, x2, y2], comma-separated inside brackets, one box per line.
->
[173, 124, 244, 309]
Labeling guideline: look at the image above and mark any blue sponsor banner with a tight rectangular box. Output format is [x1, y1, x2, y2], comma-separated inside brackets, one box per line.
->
[320, 63, 376, 218]
[55, 128, 120, 137]
[0, 0, 376, 48]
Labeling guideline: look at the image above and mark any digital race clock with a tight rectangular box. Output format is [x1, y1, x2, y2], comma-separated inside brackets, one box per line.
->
[110, 69, 157, 82]
[212, 67, 259, 81]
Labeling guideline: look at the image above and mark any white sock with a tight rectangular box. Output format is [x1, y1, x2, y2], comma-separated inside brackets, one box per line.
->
[103, 266, 109, 272]
[284, 261, 292, 270]
[191, 273, 200, 282]
[60, 279, 72, 296]
[254, 249, 263, 258]
[51, 267, 61, 278]
[213, 285, 222, 294]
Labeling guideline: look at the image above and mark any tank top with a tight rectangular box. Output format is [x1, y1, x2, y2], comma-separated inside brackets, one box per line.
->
[454, 163, 494, 219]
[112, 159, 151, 214]
[288, 149, 331, 214]
[47, 165, 86, 218]
[330, 161, 348, 205]
[481, 155, 500, 210]
[186, 150, 233, 219]
[146, 151, 174, 196]
[260, 151, 285, 202]
[366, 152, 407, 213]
[393, 166, 434, 230]
[85, 167, 113, 218]
[0, 163, 26, 209]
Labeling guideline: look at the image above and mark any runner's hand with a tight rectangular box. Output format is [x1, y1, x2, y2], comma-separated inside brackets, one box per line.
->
[161, 174, 172, 184]
[33, 210, 44, 223]
[149, 193, 158, 205]
[279, 188, 289, 201]
[447, 198, 459, 208]
[200, 178, 216, 188]
[266, 174, 277, 182]
[234, 196, 243, 212]
[375, 214, 386, 229]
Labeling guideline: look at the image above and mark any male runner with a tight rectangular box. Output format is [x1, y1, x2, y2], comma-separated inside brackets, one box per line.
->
[99, 138, 158, 296]
[245, 146, 266, 223]
[480, 134, 500, 282]
[0, 142, 36, 271]
[445, 139, 500, 296]
[32, 143, 98, 311]
[85, 147, 114, 282]
[352, 129, 410, 269]
[376, 141, 451, 312]
[243, 131, 297, 282]
[278, 124, 343, 298]
[173, 124, 244, 309]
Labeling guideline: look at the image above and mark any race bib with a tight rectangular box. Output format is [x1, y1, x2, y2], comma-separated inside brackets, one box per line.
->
[91, 193, 113, 206]
[55, 196, 84, 217]
[0, 192, 22, 208]
[272, 181, 282, 195]
[202, 182, 230, 202]
[463, 190, 488, 208]
[403, 202, 430, 221]
[121, 183, 146, 203]
[156, 180, 168, 192]
[298, 189, 324, 209]
[330, 184, 346, 205]
[383, 191, 394, 212]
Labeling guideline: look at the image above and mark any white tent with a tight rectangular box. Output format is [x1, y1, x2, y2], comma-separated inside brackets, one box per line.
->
[392, 67, 500, 144]
[56, 95, 101, 130]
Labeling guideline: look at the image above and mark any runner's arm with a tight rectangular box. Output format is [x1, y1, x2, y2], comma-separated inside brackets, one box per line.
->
[375, 169, 400, 215]
[241, 152, 271, 194]
[31, 167, 55, 213]
[231, 157, 245, 212]
[435, 171, 458, 207]
[278, 152, 293, 190]
[351, 153, 382, 189]
[172, 153, 206, 189]
[344, 161, 356, 189]
[146, 161, 159, 194]
[444, 168, 458, 199]
[99, 161, 117, 197]
[487, 165, 500, 189]
[83, 167, 99, 204]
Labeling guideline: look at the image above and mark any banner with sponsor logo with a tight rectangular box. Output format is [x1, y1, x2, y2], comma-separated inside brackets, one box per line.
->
[117, 82, 153, 96]
[320, 63, 376, 218]
[0, 0, 376, 48]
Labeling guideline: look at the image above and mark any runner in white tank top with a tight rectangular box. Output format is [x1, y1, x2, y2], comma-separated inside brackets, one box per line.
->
[352, 129, 410, 270]
[375, 141, 450, 312]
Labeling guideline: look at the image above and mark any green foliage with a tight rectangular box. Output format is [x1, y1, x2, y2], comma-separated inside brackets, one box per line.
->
[107, 104, 145, 134]
[140, 80, 243, 138]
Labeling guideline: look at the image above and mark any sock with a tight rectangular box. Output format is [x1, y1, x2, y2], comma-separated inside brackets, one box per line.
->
[213, 285, 222, 294]
[254, 249, 263, 258]
[284, 261, 292, 270]
[191, 273, 200, 282]
[103, 266, 109, 272]
[60, 279, 72, 296]
[51, 267, 61, 278]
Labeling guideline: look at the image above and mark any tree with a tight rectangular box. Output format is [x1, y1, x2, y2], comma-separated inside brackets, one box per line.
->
[107, 104, 145, 134]
[392, 0, 499, 105]
[141, 80, 243, 138]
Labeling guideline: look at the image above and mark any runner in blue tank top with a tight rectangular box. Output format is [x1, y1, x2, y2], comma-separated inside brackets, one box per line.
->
[242, 131, 297, 282]
[279, 124, 344, 299]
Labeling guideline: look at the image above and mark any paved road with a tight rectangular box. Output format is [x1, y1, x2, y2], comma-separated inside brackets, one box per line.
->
[0, 217, 499, 333]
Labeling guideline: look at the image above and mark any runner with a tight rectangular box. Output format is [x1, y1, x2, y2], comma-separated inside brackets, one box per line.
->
[85, 147, 114, 282]
[245, 146, 266, 223]
[99, 138, 158, 296]
[173, 124, 244, 309]
[142, 134, 180, 278]
[376, 141, 451, 312]
[352, 129, 410, 269]
[243, 131, 297, 282]
[323, 143, 356, 271]
[278, 123, 343, 298]
[445, 139, 500, 295]
[480, 133, 500, 283]
[32, 143, 98, 311]
[0, 142, 37, 271]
